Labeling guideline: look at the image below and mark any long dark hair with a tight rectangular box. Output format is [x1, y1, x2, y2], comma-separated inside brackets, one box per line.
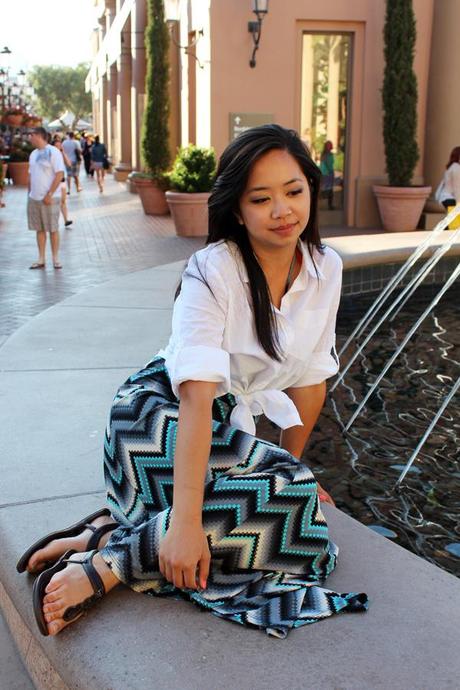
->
[446, 147, 460, 169]
[207, 124, 323, 361]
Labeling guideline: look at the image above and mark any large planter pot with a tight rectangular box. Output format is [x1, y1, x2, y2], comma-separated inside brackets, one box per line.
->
[165, 191, 210, 236]
[373, 185, 432, 232]
[8, 162, 29, 186]
[135, 177, 169, 215]
[4, 114, 24, 127]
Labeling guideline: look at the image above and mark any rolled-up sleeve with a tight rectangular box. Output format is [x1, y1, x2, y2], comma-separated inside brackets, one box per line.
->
[163, 253, 231, 398]
[292, 257, 342, 387]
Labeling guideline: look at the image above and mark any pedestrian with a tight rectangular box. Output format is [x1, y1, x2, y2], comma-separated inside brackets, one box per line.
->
[27, 126, 65, 270]
[435, 146, 460, 210]
[80, 132, 93, 177]
[62, 131, 82, 194]
[51, 135, 73, 228]
[319, 141, 335, 210]
[90, 135, 107, 193]
[17, 124, 368, 638]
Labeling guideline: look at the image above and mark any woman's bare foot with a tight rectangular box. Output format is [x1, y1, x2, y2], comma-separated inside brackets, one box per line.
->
[42, 552, 119, 636]
[27, 516, 115, 574]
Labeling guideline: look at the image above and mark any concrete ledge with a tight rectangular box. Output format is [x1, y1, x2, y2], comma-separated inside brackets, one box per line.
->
[1, 253, 460, 689]
[326, 230, 460, 269]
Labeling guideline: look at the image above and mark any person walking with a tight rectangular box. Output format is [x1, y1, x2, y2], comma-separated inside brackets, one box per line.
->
[18, 125, 368, 638]
[27, 127, 65, 269]
[80, 132, 93, 177]
[437, 146, 460, 210]
[319, 141, 335, 210]
[51, 135, 73, 228]
[90, 135, 107, 193]
[62, 131, 82, 194]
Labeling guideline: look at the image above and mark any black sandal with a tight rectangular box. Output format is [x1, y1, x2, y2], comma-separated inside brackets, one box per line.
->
[16, 508, 117, 574]
[33, 549, 106, 636]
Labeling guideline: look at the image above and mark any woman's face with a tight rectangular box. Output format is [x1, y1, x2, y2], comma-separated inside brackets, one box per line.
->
[237, 149, 311, 254]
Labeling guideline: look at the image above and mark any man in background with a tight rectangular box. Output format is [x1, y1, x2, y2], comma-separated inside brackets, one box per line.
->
[62, 131, 82, 194]
[27, 127, 65, 270]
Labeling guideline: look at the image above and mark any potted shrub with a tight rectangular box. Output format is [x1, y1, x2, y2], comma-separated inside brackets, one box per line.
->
[373, 0, 431, 232]
[8, 140, 33, 186]
[166, 145, 217, 236]
[135, 0, 171, 215]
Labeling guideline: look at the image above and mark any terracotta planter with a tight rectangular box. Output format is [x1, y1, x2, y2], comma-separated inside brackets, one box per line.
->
[165, 191, 210, 236]
[135, 177, 169, 215]
[8, 162, 29, 186]
[373, 185, 432, 232]
[4, 114, 24, 127]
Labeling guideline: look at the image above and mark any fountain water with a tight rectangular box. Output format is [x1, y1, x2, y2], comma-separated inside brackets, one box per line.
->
[331, 204, 460, 483]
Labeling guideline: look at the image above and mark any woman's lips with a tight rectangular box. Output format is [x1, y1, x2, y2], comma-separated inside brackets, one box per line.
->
[271, 222, 297, 233]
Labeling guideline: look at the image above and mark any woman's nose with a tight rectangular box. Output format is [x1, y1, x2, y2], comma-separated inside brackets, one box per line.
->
[271, 199, 291, 219]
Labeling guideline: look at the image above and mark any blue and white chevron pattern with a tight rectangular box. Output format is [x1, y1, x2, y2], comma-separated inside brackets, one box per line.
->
[101, 358, 368, 637]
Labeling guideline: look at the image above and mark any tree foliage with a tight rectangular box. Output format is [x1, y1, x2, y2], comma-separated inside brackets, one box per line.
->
[141, 0, 171, 177]
[27, 63, 92, 125]
[382, 0, 419, 187]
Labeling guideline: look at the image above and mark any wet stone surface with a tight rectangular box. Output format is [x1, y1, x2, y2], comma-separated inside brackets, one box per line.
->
[257, 282, 460, 578]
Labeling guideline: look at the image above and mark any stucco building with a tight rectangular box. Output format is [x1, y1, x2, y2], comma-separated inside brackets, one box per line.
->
[86, 0, 459, 228]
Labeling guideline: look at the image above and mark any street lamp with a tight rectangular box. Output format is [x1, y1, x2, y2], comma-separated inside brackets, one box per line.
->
[248, 0, 269, 68]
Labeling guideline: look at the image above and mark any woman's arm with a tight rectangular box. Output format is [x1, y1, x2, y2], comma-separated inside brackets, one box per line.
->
[280, 382, 326, 458]
[280, 382, 335, 506]
[159, 379, 217, 591]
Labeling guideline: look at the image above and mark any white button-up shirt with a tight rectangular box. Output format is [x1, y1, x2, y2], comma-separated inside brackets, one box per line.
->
[158, 240, 342, 435]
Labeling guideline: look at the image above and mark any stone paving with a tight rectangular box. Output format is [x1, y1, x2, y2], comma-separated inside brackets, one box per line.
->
[0, 173, 204, 345]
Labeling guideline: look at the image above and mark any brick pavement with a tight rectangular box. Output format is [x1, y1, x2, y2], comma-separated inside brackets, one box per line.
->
[0, 173, 204, 343]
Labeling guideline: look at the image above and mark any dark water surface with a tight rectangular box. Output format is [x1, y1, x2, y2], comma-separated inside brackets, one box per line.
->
[259, 281, 459, 577]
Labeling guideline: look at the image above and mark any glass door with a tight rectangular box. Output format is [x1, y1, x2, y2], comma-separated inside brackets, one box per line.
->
[300, 33, 352, 226]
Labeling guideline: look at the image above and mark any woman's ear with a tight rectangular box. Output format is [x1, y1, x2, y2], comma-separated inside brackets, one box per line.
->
[234, 211, 244, 225]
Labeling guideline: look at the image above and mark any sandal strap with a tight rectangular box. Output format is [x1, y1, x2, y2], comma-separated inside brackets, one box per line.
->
[84, 523, 97, 533]
[62, 550, 106, 622]
[86, 522, 117, 551]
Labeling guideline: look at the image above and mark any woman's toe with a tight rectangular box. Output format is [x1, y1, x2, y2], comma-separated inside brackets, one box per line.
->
[43, 591, 60, 604]
[48, 619, 66, 635]
[43, 599, 63, 613]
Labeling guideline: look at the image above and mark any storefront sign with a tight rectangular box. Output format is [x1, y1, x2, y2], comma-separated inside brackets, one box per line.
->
[229, 113, 274, 141]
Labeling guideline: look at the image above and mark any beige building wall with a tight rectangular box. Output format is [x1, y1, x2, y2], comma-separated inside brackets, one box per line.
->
[209, 0, 434, 227]
[87, 0, 445, 228]
[424, 0, 460, 196]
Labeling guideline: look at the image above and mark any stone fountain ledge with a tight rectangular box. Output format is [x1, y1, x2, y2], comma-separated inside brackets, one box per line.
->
[1, 238, 460, 690]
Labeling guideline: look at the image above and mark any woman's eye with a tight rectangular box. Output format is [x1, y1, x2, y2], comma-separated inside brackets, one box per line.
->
[251, 197, 269, 204]
[288, 188, 303, 196]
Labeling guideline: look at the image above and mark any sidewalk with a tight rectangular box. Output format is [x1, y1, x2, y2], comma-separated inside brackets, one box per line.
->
[0, 174, 203, 344]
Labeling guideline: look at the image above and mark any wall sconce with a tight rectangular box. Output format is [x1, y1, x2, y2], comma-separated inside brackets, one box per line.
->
[165, 0, 205, 71]
[248, 0, 269, 68]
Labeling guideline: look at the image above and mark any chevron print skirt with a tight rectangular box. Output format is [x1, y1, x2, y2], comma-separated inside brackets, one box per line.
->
[100, 357, 368, 637]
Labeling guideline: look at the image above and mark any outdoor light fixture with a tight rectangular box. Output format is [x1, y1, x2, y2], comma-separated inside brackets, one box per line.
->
[248, 0, 269, 68]
[1, 46, 11, 54]
[165, 0, 205, 70]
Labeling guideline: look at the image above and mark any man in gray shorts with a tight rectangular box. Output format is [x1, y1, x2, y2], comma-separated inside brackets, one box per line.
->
[27, 127, 65, 269]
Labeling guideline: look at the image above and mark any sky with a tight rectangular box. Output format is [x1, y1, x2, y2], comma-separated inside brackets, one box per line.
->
[1, 0, 96, 76]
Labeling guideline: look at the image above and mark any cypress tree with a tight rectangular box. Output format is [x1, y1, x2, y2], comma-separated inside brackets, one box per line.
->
[141, 0, 171, 179]
[382, 0, 419, 187]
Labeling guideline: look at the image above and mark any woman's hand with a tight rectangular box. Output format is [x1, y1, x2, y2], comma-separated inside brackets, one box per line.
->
[159, 517, 210, 591]
[317, 482, 335, 507]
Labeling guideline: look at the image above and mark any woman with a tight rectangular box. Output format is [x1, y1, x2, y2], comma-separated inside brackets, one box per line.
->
[51, 136, 73, 228]
[90, 135, 107, 193]
[319, 140, 335, 210]
[17, 125, 368, 639]
[438, 146, 460, 209]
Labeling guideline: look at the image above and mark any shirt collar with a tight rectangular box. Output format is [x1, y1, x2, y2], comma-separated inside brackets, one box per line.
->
[229, 239, 326, 288]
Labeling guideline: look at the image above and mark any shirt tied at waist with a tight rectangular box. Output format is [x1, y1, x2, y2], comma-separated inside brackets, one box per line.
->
[229, 389, 303, 436]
